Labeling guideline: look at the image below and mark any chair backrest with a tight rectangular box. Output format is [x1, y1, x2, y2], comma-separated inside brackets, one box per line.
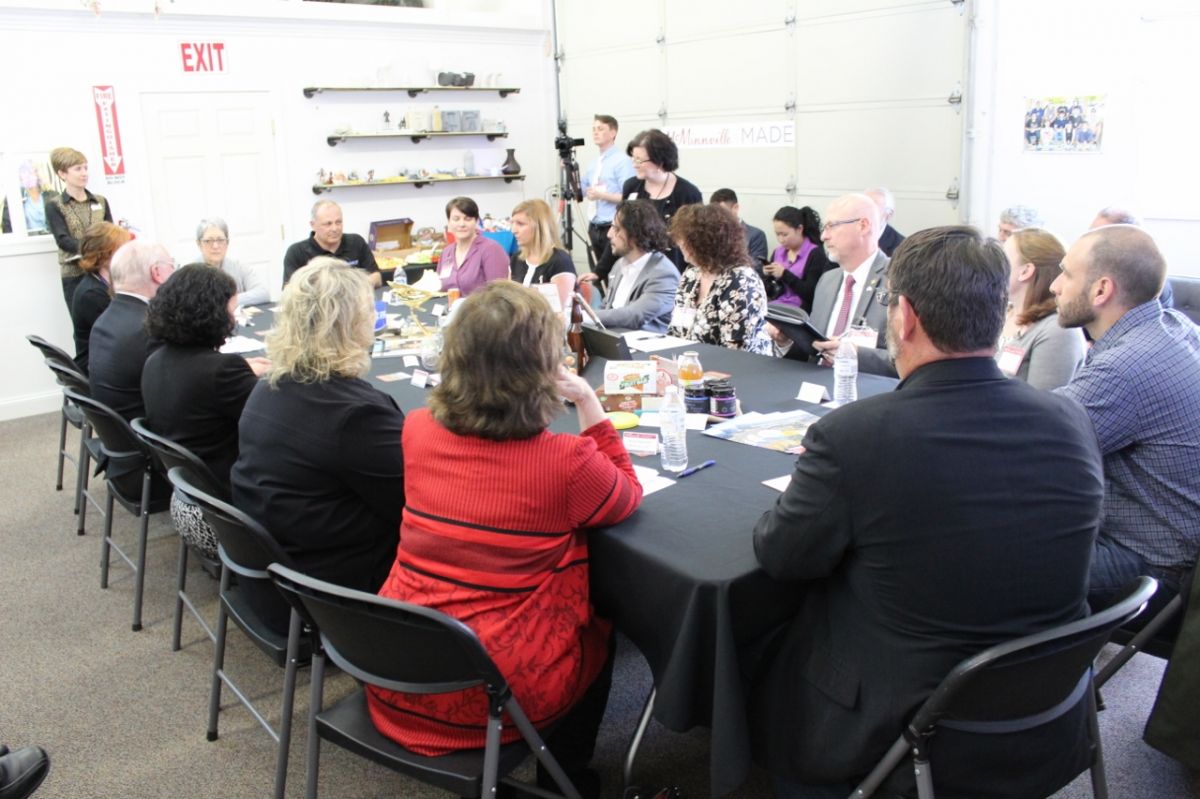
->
[912, 577, 1158, 733]
[131, 418, 227, 502]
[267, 563, 506, 696]
[167, 466, 293, 580]
[26, 334, 78, 371]
[62, 387, 149, 464]
[45, 359, 91, 395]
[1168, 276, 1200, 326]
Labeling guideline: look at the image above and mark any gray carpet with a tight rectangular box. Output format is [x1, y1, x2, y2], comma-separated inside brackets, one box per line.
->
[1, 410, 1195, 798]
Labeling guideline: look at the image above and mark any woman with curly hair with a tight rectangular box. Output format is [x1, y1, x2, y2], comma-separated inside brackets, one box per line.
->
[231, 257, 404, 598]
[621, 128, 703, 272]
[667, 203, 773, 353]
[141, 264, 268, 556]
[71, 221, 132, 373]
[764, 205, 834, 312]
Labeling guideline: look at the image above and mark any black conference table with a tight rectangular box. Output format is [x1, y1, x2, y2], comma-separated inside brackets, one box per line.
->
[238, 305, 897, 797]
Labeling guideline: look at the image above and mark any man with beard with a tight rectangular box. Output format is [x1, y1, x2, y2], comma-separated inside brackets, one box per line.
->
[750, 226, 1104, 798]
[1053, 224, 1200, 614]
[593, 200, 680, 333]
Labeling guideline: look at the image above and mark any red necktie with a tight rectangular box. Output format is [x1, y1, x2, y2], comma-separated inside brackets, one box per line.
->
[832, 274, 856, 337]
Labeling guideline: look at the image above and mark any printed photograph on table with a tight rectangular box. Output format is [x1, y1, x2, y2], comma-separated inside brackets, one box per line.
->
[1023, 95, 1105, 152]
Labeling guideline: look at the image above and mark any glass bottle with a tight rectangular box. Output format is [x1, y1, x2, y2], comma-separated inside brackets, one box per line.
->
[678, 350, 703, 387]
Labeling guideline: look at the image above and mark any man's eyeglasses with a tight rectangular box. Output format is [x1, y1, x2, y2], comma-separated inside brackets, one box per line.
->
[821, 218, 862, 233]
[200, 238, 228, 246]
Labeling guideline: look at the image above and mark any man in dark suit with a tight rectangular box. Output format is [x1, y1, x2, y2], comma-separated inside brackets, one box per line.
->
[594, 200, 680, 333]
[710, 188, 768, 265]
[750, 226, 1104, 798]
[866, 186, 905, 256]
[88, 239, 175, 420]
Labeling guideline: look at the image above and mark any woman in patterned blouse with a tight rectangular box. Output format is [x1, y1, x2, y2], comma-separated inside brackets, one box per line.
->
[667, 203, 773, 354]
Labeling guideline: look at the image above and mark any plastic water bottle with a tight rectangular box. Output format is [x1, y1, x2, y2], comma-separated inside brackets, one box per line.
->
[659, 385, 689, 473]
[833, 338, 858, 405]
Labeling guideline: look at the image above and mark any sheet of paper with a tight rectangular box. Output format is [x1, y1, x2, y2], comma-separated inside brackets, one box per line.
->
[796, 381, 829, 404]
[633, 464, 675, 496]
[639, 412, 709, 430]
[403, 355, 420, 368]
[220, 335, 266, 355]
[762, 475, 792, 492]
[627, 335, 696, 354]
[376, 371, 411, 383]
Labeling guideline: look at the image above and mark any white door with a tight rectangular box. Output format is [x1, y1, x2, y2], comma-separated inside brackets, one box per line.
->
[140, 91, 282, 295]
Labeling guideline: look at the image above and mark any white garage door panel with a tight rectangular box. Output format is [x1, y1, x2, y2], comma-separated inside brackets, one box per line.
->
[562, 50, 662, 123]
[672, 143, 795, 199]
[664, 0, 792, 38]
[795, 10, 963, 105]
[796, 106, 960, 191]
[797, 0, 942, 21]
[667, 31, 791, 115]
[558, 0, 659, 49]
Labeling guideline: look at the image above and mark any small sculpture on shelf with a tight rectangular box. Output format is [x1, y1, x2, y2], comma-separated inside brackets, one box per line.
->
[500, 148, 521, 175]
[366, 169, 375, 182]
[381, 110, 391, 131]
[347, 169, 360, 183]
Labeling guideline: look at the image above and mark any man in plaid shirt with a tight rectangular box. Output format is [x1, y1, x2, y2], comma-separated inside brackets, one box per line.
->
[1053, 224, 1200, 613]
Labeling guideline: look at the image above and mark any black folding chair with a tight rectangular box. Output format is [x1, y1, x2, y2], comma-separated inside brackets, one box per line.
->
[26, 335, 90, 520]
[62, 388, 170, 632]
[168, 467, 308, 799]
[130, 418, 225, 652]
[1095, 564, 1195, 690]
[851, 576, 1158, 799]
[267, 562, 582, 799]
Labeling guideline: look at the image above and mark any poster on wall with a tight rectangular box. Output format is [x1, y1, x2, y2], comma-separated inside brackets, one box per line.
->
[0, 153, 62, 237]
[93, 85, 127, 184]
[1023, 95, 1105, 153]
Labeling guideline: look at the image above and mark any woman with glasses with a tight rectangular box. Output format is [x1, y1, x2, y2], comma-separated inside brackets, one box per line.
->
[621, 128, 703, 271]
[764, 205, 834, 312]
[195, 217, 270, 306]
[668, 203, 773, 354]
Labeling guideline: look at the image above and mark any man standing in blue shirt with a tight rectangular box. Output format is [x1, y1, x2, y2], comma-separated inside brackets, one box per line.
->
[581, 114, 635, 265]
[1053, 224, 1200, 613]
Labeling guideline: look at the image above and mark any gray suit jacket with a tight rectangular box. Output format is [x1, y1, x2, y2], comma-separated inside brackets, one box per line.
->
[596, 252, 681, 333]
[807, 250, 895, 377]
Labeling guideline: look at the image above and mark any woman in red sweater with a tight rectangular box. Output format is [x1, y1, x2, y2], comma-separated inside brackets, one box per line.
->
[369, 281, 642, 796]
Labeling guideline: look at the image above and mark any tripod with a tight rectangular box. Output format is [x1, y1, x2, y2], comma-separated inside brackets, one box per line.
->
[556, 140, 596, 270]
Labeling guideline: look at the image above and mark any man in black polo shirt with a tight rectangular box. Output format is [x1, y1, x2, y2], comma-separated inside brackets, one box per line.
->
[282, 199, 380, 287]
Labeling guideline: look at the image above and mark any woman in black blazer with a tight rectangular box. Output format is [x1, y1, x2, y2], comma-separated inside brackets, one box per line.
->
[142, 264, 269, 556]
[71, 222, 132, 374]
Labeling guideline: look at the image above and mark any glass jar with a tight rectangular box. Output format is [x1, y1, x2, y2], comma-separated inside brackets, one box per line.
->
[678, 350, 703, 387]
[683, 384, 709, 414]
[707, 378, 737, 417]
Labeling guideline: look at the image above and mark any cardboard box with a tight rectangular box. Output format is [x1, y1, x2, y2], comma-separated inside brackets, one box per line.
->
[369, 217, 414, 252]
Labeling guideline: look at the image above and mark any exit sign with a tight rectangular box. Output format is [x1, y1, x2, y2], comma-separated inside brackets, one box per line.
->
[180, 42, 226, 73]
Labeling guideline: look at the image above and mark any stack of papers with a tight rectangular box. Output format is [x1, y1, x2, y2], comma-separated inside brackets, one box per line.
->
[220, 335, 266, 355]
[702, 409, 820, 454]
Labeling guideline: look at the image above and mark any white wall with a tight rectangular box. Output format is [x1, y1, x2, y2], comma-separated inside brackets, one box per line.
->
[968, 0, 1200, 275]
[0, 0, 559, 421]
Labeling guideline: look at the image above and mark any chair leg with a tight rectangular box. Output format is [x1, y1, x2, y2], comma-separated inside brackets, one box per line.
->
[622, 686, 656, 790]
[207, 569, 233, 741]
[481, 711, 503, 799]
[274, 610, 304, 799]
[913, 755, 934, 799]
[505, 699, 581, 799]
[305, 652, 327, 799]
[99, 488, 116, 588]
[131, 469, 152, 632]
[172, 537, 189, 651]
[850, 737, 912, 798]
[73, 424, 89, 518]
[56, 400, 68, 491]
[1087, 685, 1109, 799]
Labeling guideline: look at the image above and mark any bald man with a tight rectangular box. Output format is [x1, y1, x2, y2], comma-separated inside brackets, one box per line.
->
[1088, 206, 1174, 308]
[1053, 225, 1200, 614]
[864, 187, 905, 257]
[283, 199, 380, 287]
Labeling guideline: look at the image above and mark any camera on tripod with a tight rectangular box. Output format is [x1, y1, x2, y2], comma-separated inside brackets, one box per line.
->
[555, 132, 585, 156]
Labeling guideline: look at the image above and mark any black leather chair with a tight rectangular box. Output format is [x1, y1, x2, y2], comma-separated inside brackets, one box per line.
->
[267, 562, 583, 799]
[851, 577, 1158, 799]
[1167, 276, 1200, 325]
[167, 466, 308, 799]
[130, 418, 224, 652]
[62, 388, 170, 632]
[26, 335, 90, 520]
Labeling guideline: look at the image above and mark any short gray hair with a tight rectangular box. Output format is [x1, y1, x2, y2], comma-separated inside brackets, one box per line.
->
[864, 187, 895, 213]
[310, 199, 340, 222]
[110, 239, 171, 291]
[195, 217, 229, 241]
[1094, 206, 1141, 226]
[999, 205, 1043, 228]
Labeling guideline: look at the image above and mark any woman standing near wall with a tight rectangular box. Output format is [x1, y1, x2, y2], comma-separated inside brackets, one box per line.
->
[621, 129, 702, 272]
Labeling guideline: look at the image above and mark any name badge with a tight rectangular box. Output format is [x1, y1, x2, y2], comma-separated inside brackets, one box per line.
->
[91, 203, 102, 211]
[669, 306, 696, 331]
[438, 264, 452, 279]
[845, 325, 878, 350]
[996, 344, 1026, 376]
[345, 259, 359, 267]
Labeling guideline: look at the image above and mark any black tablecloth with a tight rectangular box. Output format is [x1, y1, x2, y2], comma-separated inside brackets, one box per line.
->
[240, 307, 898, 796]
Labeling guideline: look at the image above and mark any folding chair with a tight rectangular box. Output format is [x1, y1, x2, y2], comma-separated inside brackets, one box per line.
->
[44, 360, 106, 538]
[1095, 563, 1195, 690]
[26, 335, 90, 519]
[267, 562, 582, 799]
[62, 388, 170, 632]
[851, 576, 1158, 799]
[130, 418, 225, 652]
[168, 467, 309, 799]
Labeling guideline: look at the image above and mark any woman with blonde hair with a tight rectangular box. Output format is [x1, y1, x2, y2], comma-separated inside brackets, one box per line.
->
[509, 198, 577, 310]
[998, 228, 1085, 389]
[71, 221, 133, 373]
[231, 256, 404, 602]
[369, 281, 641, 798]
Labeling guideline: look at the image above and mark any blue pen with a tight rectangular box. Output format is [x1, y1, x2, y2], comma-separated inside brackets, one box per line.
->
[677, 459, 716, 478]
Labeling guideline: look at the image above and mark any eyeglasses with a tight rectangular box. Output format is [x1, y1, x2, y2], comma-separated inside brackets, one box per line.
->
[821, 218, 862, 233]
[631, 156, 652, 166]
[200, 238, 228, 246]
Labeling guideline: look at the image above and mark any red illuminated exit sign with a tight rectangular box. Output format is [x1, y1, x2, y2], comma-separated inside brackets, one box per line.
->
[180, 42, 226, 72]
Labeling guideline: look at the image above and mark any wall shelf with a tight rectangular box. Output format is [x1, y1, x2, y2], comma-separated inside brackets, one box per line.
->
[303, 86, 520, 99]
[326, 130, 509, 146]
[312, 174, 526, 195]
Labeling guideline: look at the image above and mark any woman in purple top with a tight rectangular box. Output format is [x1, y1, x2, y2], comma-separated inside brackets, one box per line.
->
[438, 196, 510, 296]
[763, 205, 833, 312]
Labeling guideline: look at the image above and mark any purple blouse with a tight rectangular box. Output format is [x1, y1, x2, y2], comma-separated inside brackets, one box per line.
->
[437, 234, 510, 296]
[770, 239, 818, 308]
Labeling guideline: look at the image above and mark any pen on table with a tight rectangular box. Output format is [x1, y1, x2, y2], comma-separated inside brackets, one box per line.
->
[677, 460, 716, 479]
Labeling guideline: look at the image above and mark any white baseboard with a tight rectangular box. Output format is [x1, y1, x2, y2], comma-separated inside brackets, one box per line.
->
[0, 391, 62, 423]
